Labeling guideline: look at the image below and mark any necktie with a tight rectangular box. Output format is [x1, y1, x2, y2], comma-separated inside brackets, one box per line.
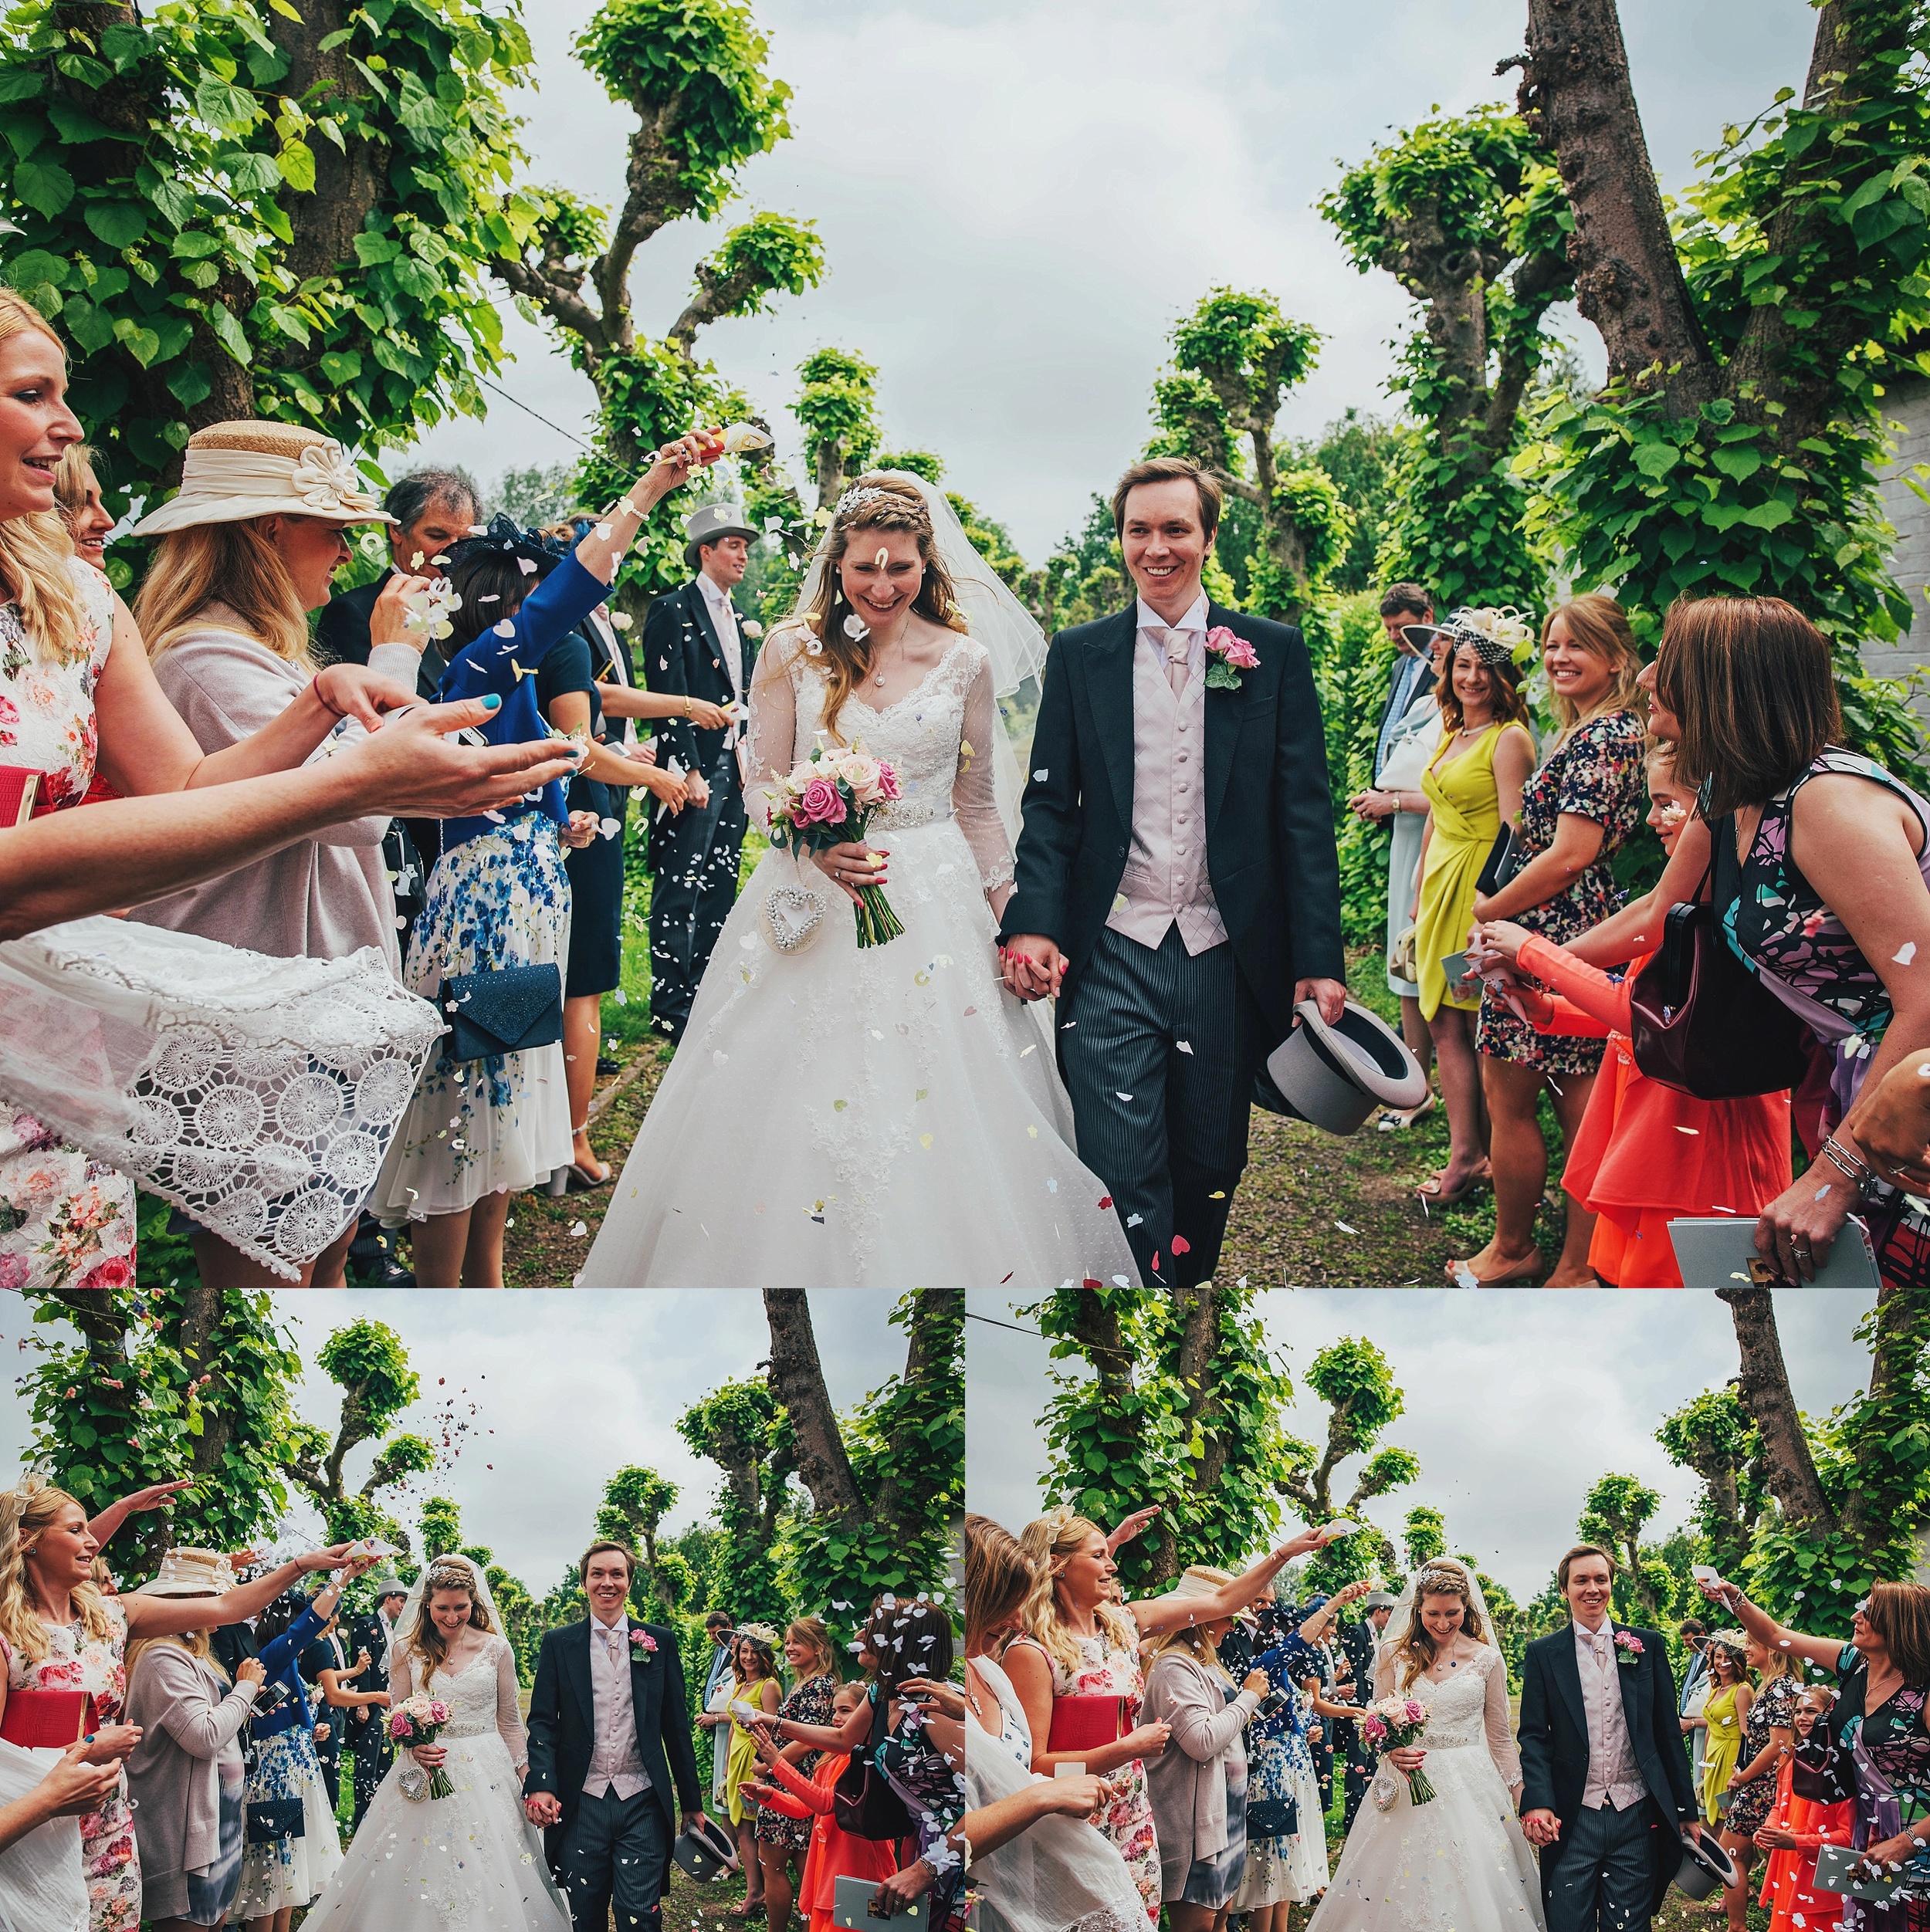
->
[1156, 627, 1192, 698]
[1593, 1633, 1608, 1672]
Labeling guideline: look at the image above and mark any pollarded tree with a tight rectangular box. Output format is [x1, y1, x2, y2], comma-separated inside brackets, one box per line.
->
[1506, 0, 1930, 775]
[1146, 289, 1353, 623]
[489, 0, 824, 600]
[1320, 105, 1573, 612]
[1401, 1504, 1448, 1571]
[18, 1285, 303, 1585]
[1655, 1388, 1766, 1581]
[0, 0, 538, 519]
[676, 1375, 795, 1626]
[283, 1319, 437, 1551]
[595, 1464, 694, 1615]
[1576, 1472, 1674, 1626]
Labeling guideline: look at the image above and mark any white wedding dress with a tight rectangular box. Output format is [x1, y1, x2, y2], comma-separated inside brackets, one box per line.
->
[1309, 1645, 1546, 1930]
[582, 630, 1139, 1287]
[298, 1633, 571, 1931]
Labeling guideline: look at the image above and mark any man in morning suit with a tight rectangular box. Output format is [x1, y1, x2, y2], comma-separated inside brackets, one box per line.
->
[643, 503, 763, 1042]
[524, 1540, 708, 1932]
[1519, 1542, 1702, 1932]
[344, 1574, 407, 1829]
[1000, 455, 1346, 1288]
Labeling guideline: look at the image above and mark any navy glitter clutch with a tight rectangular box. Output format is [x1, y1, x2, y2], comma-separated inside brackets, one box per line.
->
[442, 963, 564, 1061]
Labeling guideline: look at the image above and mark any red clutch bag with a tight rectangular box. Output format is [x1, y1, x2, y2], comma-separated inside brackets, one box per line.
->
[0, 1689, 96, 1748]
[1047, 1694, 1122, 1754]
[0, 765, 41, 830]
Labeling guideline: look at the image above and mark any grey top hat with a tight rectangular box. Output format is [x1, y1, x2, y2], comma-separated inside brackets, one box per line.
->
[1265, 999, 1428, 1135]
[683, 502, 759, 571]
[1360, 1592, 1398, 1609]
[371, 1575, 408, 1599]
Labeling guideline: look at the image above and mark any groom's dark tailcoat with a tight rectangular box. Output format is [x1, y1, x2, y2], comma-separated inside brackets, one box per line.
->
[524, 1617, 701, 1927]
[999, 602, 1344, 1284]
[1518, 1621, 1698, 1929]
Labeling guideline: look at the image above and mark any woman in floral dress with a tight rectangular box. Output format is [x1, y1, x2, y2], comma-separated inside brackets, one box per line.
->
[1464, 594, 1647, 1285]
[1715, 1642, 1799, 1932]
[757, 1619, 839, 1932]
[1004, 1510, 1347, 1923]
[1699, 1576, 1930, 1930]
[0, 1476, 361, 1932]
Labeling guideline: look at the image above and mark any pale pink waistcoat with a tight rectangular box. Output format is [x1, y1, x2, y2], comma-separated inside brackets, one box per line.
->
[1106, 619, 1229, 955]
[584, 1616, 650, 1801]
[1574, 1622, 1646, 1811]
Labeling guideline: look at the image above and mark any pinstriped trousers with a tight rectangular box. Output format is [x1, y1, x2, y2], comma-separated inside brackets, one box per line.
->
[1061, 923, 1262, 1287]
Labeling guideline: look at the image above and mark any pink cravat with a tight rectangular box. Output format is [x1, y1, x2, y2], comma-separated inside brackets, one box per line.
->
[1153, 627, 1192, 697]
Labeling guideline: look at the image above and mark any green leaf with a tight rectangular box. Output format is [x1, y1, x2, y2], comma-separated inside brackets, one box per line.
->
[165, 361, 213, 408]
[1739, 499, 1796, 532]
[12, 157, 74, 217]
[47, 99, 114, 144]
[318, 349, 361, 384]
[1634, 441, 1680, 479]
[83, 201, 147, 249]
[203, 302, 252, 365]
[113, 317, 162, 368]
[6, 250, 67, 293]
[221, 150, 285, 198]
[276, 139, 315, 193]
[1709, 448, 1762, 482]
[170, 231, 223, 260]
[266, 303, 310, 345]
[0, 72, 42, 103]
[62, 296, 116, 355]
[194, 77, 258, 132]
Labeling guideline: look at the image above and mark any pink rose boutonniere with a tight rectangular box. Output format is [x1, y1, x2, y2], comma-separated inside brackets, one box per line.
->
[1204, 625, 1260, 692]
[1613, 1631, 1643, 1667]
[630, 1630, 658, 1661]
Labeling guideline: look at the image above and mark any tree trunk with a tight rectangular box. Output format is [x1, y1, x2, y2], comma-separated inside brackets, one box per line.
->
[177, 1286, 238, 1507]
[1716, 1285, 1834, 1530]
[762, 1291, 864, 1525]
[872, 1291, 957, 1545]
[1158, 1285, 1231, 1582]
[1510, 0, 1713, 403]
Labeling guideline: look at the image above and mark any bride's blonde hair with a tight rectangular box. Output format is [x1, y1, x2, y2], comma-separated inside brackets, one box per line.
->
[1390, 1559, 1488, 1690]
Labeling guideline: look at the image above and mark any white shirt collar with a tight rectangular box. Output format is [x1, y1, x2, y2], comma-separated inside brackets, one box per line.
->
[591, 1611, 629, 1638]
[1135, 591, 1210, 637]
[698, 573, 736, 618]
[1573, 1614, 1612, 1642]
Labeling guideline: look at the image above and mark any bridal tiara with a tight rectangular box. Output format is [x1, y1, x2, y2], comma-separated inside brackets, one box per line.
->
[834, 485, 896, 518]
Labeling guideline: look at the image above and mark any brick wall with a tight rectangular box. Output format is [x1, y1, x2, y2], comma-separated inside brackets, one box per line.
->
[1864, 371, 1930, 709]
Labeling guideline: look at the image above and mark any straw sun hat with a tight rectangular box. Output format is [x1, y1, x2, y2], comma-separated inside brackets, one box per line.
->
[141, 1547, 237, 1598]
[128, 420, 396, 537]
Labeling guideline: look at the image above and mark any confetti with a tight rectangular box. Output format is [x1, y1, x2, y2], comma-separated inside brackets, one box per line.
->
[517, 557, 538, 576]
[919, 1133, 933, 1149]
[493, 619, 516, 638]
[1898, 942, 1918, 965]
[1116, 1091, 1133, 1101]
[569, 1220, 588, 1237]
[595, 523, 614, 540]
[1675, 1125, 1700, 1135]
[1177, 1040, 1194, 1054]
[1099, 1195, 1112, 1209]
[713, 1050, 728, 1065]
[1027, 1125, 1039, 1138]
[1033, 769, 1048, 781]
[1126, 1213, 1144, 1227]
[1336, 1220, 1357, 1234]
[1172, 1236, 1191, 1254]
[1046, 1178, 1058, 1194]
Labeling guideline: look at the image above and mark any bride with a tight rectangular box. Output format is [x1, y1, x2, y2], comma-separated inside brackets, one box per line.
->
[1310, 1558, 1545, 1930]
[583, 473, 1139, 1287]
[299, 1555, 571, 1931]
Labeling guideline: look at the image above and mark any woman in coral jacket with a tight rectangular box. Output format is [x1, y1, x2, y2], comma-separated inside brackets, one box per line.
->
[741, 1682, 897, 1932]
[1753, 1685, 1854, 1932]
[1474, 742, 1792, 1286]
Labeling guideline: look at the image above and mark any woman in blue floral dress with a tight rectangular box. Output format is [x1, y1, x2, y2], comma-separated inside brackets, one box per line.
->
[1464, 594, 1647, 1285]
[371, 435, 716, 1286]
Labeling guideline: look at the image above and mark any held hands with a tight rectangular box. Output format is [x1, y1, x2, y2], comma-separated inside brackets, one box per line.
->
[685, 772, 712, 810]
[1001, 933, 1065, 1003]
[561, 810, 600, 851]
[1521, 1807, 1560, 1847]
[814, 841, 890, 907]
[314, 1721, 331, 1744]
[1754, 1824, 1802, 1852]
[1348, 789, 1398, 822]
[526, 1791, 563, 1828]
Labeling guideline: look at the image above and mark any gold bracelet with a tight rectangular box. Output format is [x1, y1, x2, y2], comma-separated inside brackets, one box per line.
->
[684, 695, 693, 718]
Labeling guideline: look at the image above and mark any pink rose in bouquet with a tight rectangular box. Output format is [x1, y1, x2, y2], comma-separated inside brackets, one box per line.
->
[1359, 1692, 1434, 1803]
[764, 743, 906, 948]
[388, 1694, 455, 1798]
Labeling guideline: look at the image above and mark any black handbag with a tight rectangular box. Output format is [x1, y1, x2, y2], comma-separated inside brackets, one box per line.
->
[1626, 824, 1810, 1099]
[245, 1798, 305, 1844]
[1245, 1794, 1299, 1836]
[442, 963, 564, 1061]
[1475, 826, 1522, 898]
[833, 1689, 914, 1842]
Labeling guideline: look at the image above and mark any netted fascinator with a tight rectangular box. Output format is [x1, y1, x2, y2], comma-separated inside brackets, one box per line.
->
[1439, 606, 1536, 668]
[445, 510, 568, 577]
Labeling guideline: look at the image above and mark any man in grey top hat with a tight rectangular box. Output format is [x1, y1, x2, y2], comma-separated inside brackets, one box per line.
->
[642, 502, 762, 1042]
[344, 1575, 408, 1830]
[1336, 1589, 1397, 1831]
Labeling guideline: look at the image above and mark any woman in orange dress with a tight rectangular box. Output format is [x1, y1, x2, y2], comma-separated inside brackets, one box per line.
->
[1473, 742, 1791, 1285]
[1754, 1685, 1853, 1932]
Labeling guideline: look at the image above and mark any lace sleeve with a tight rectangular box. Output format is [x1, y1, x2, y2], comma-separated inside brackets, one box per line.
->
[1482, 1650, 1522, 1788]
[494, 1638, 530, 1774]
[743, 629, 804, 831]
[388, 1645, 413, 1707]
[954, 649, 1015, 902]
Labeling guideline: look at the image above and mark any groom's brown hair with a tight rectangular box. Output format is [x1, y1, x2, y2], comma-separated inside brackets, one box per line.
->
[1556, 1542, 1618, 1591]
[579, 1540, 636, 1581]
[1112, 456, 1221, 542]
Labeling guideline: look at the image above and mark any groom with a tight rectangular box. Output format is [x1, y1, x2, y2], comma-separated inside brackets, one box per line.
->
[1518, 1543, 1701, 1932]
[524, 1541, 708, 1932]
[1001, 455, 1346, 1286]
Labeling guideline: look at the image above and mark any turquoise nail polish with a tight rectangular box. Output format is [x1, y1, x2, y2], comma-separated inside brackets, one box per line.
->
[482, 694, 502, 711]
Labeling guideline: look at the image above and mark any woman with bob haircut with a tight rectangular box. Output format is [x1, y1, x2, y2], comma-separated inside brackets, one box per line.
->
[1654, 594, 1930, 1285]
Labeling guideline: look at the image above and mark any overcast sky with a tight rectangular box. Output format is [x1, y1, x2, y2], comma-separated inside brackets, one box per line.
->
[399, 0, 1823, 559]
[0, 1291, 907, 1592]
[966, 1287, 1877, 1603]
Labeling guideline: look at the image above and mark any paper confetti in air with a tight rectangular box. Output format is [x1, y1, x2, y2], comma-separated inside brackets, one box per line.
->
[516, 557, 538, 576]
[1898, 942, 1918, 965]
[493, 619, 516, 638]
[1177, 1040, 1194, 1054]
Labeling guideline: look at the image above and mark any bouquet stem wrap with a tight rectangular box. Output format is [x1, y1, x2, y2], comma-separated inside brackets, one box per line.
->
[388, 1695, 454, 1799]
[1360, 1693, 1434, 1805]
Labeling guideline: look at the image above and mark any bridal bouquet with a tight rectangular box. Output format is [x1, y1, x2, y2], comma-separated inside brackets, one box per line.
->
[388, 1695, 455, 1800]
[764, 744, 906, 948]
[1360, 1693, 1434, 1804]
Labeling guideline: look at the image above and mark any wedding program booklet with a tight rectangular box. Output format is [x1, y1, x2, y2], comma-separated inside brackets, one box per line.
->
[1666, 1216, 1882, 1288]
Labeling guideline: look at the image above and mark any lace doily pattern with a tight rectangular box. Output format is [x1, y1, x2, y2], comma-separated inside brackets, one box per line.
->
[5, 925, 443, 1281]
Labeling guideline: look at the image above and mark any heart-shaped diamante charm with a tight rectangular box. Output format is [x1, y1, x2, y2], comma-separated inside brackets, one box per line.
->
[760, 882, 828, 955]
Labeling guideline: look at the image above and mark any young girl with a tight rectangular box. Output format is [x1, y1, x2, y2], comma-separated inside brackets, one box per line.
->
[742, 1681, 899, 1932]
[1474, 743, 1793, 1285]
[1754, 1684, 1852, 1932]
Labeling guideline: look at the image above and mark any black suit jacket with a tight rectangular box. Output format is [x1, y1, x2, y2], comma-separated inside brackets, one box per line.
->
[1518, 1622, 1698, 1913]
[523, 1619, 701, 1852]
[641, 579, 758, 781]
[999, 602, 1345, 1052]
[341, 1611, 391, 1750]
[313, 571, 447, 701]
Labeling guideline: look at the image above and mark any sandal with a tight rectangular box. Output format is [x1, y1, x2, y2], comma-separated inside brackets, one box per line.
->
[564, 1159, 612, 1191]
[1386, 1092, 1437, 1130]
[1444, 1249, 1545, 1287]
[1417, 1167, 1486, 1207]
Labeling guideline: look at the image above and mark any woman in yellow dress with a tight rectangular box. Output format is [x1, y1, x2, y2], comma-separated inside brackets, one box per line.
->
[1698, 1636, 1753, 1826]
[1411, 620, 1536, 1209]
[725, 1629, 784, 1917]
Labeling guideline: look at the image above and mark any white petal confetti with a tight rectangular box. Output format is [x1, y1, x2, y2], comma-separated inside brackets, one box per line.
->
[569, 1220, 588, 1237]
[493, 619, 516, 638]
[517, 557, 538, 576]
[1033, 769, 1048, 781]
[1898, 942, 1918, 965]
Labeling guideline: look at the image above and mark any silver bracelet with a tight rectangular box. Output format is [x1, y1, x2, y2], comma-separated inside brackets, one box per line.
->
[1821, 1135, 1876, 1196]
